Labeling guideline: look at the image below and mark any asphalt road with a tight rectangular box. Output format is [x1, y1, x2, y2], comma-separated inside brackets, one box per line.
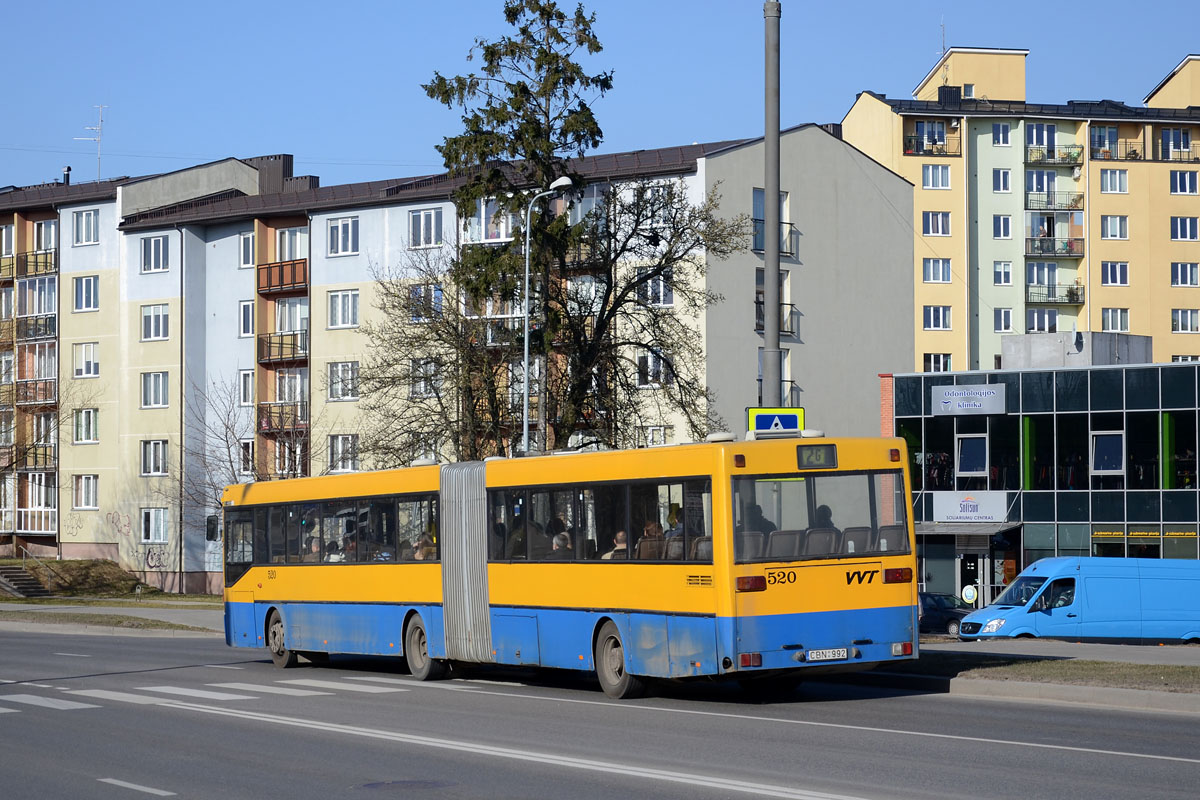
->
[2, 631, 1198, 800]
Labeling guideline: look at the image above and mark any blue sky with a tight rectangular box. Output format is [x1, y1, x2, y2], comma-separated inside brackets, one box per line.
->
[1, 1, 1192, 189]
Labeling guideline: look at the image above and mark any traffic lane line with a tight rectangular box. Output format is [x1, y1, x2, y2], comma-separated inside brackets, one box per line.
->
[97, 777, 176, 796]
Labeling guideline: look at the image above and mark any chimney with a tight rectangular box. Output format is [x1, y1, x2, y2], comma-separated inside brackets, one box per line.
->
[62, 166, 71, 186]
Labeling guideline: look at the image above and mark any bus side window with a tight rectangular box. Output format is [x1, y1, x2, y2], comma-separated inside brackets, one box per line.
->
[252, 508, 269, 564]
[267, 506, 286, 564]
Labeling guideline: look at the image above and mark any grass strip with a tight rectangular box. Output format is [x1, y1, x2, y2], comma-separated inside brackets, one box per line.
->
[0, 611, 215, 632]
[2, 597, 222, 609]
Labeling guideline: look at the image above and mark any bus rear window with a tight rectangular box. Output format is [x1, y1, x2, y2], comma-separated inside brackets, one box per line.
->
[732, 471, 909, 563]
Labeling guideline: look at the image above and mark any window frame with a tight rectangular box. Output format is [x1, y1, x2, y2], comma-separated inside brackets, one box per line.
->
[327, 216, 360, 257]
[73, 209, 99, 246]
[992, 123, 1010, 146]
[1171, 217, 1199, 242]
[922, 211, 951, 236]
[956, 434, 988, 479]
[141, 507, 168, 543]
[1100, 261, 1129, 287]
[992, 215, 1012, 240]
[328, 289, 360, 329]
[1101, 307, 1130, 333]
[1100, 215, 1129, 240]
[239, 370, 254, 407]
[1172, 308, 1200, 333]
[922, 164, 951, 190]
[409, 208, 444, 249]
[74, 408, 99, 444]
[328, 361, 360, 401]
[922, 258, 951, 283]
[328, 434, 360, 473]
[140, 371, 169, 409]
[1170, 170, 1198, 195]
[1091, 433, 1125, 476]
[1172, 262, 1199, 287]
[73, 275, 99, 312]
[992, 168, 1011, 193]
[140, 303, 169, 342]
[923, 353, 952, 372]
[994, 307, 1013, 333]
[239, 300, 254, 338]
[923, 305, 952, 331]
[993, 260, 1012, 286]
[239, 231, 255, 269]
[140, 235, 169, 273]
[73, 474, 99, 510]
[140, 440, 169, 477]
[1099, 169, 1128, 194]
[73, 342, 99, 379]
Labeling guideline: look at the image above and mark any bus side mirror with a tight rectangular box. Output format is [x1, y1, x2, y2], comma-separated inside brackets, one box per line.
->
[206, 515, 220, 542]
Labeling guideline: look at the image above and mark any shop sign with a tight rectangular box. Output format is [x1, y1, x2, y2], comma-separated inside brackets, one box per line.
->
[932, 491, 1007, 522]
[1128, 528, 1160, 538]
[931, 384, 1005, 416]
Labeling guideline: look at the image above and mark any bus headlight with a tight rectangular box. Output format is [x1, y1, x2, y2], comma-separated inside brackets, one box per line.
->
[981, 619, 1006, 634]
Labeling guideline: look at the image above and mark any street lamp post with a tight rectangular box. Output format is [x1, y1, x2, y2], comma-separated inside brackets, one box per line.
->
[522, 175, 574, 453]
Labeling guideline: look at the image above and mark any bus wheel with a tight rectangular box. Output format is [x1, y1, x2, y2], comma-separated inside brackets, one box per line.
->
[405, 616, 447, 681]
[594, 621, 645, 699]
[267, 610, 297, 669]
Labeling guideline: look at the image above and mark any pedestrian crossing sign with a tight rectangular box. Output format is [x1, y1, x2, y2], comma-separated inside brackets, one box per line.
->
[746, 407, 804, 434]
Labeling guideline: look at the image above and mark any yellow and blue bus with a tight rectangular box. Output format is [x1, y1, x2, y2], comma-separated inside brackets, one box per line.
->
[222, 433, 918, 698]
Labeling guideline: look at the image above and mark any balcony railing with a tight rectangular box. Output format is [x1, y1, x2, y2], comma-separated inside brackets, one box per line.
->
[15, 379, 56, 406]
[1025, 237, 1084, 258]
[15, 314, 56, 342]
[1025, 145, 1084, 165]
[751, 220, 796, 257]
[16, 508, 56, 535]
[18, 444, 57, 471]
[257, 401, 309, 433]
[257, 258, 308, 295]
[1153, 144, 1200, 163]
[465, 315, 522, 347]
[15, 251, 56, 277]
[1026, 283, 1085, 305]
[903, 136, 961, 156]
[754, 300, 797, 335]
[757, 379, 798, 407]
[1090, 141, 1145, 161]
[1025, 191, 1084, 211]
[257, 330, 309, 364]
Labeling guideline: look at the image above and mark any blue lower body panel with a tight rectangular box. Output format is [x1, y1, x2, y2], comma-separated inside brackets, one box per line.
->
[224, 602, 445, 658]
[732, 604, 917, 673]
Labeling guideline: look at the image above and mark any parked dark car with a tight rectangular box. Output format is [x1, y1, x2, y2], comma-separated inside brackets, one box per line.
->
[918, 592, 974, 636]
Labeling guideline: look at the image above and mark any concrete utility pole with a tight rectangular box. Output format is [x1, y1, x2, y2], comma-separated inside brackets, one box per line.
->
[761, 2, 783, 407]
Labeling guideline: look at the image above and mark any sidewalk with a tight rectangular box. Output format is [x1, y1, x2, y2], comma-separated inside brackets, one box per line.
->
[921, 636, 1200, 667]
[0, 601, 222, 634]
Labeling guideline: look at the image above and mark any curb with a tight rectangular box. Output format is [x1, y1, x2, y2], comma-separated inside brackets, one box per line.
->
[0, 621, 222, 639]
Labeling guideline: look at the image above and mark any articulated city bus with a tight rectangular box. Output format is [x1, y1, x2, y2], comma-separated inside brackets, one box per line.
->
[222, 433, 918, 698]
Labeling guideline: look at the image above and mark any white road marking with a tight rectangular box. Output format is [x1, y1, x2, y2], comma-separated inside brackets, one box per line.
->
[278, 679, 407, 694]
[53, 652, 91, 658]
[0, 694, 99, 710]
[137, 686, 257, 701]
[0, 679, 15, 684]
[0, 706, 16, 713]
[19, 682, 53, 688]
[159, 700, 867, 800]
[97, 778, 176, 796]
[201, 664, 244, 670]
[68, 690, 168, 705]
[208, 683, 332, 696]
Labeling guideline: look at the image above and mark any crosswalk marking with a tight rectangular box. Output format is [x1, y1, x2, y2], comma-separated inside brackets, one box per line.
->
[202, 665, 244, 670]
[67, 690, 168, 705]
[0, 706, 17, 713]
[97, 778, 176, 796]
[0, 693, 99, 710]
[137, 686, 257, 701]
[207, 683, 332, 696]
[345, 676, 412, 686]
[278, 679, 408, 694]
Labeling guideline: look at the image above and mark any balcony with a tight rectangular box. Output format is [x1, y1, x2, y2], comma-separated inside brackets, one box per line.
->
[1153, 144, 1200, 163]
[15, 314, 56, 342]
[1026, 283, 1085, 305]
[257, 401, 309, 434]
[903, 136, 961, 157]
[18, 444, 57, 471]
[465, 315, 522, 347]
[257, 330, 309, 364]
[751, 221, 797, 257]
[1024, 145, 1084, 166]
[0, 318, 12, 341]
[1025, 192, 1084, 211]
[1090, 141, 1145, 161]
[15, 379, 56, 406]
[16, 508, 56, 535]
[1025, 237, 1084, 258]
[257, 258, 308, 295]
[754, 300, 797, 335]
[15, 251, 56, 278]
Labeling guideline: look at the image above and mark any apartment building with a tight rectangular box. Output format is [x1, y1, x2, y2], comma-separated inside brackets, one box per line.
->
[843, 48, 1200, 371]
[0, 126, 911, 591]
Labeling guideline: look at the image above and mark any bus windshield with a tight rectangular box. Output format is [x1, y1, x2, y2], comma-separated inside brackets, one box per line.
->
[732, 470, 909, 563]
[992, 575, 1047, 607]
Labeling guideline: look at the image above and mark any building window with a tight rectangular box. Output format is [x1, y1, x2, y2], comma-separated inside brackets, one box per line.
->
[637, 349, 674, 388]
[636, 267, 674, 306]
[1173, 308, 1200, 333]
[238, 300, 254, 337]
[992, 215, 1011, 239]
[0, 351, 13, 385]
[141, 304, 169, 341]
[637, 426, 672, 448]
[239, 231, 255, 268]
[922, 164, 951, 189]
[1172, 262, 1200, 287]
[73, 342, 99, 378]
[141, 372, 169, 408]
[923, 353, 951, 372]
[992, 168, 1010, 193]
[1171, 171, 1198, 195]
[73, 475, 99, 510]
[923, 305, 951, 330]
[0, 225, 12, 256]
[74, 276, 99, 312]
[141, 235, 169, 272]
[329, 434, 359, 472]
[992, 123, 1010, 146]
[1100, 169, 1128, 194]
[1173, 355, 1200, 362]
[1162, 128, 1192, 157]
[329, 361, 359, 401]
[140, 440, 169, 476]
[73, 209, 99, 246]
[1101, 307, 1129, 332]
[923, 258, 951, 283]
[74, 408, 98, 444]
[277, 227, 308, 260]
[465, 198, 519, 243]
[1101, 261, 1129, 286]
[1092, 433, 1124, 474]
[410, 284, 444, 322]
[33, 220, 57, 251]
[956, 434, 987, 478]
[239, 440, 254, 475]
[922, 212, 950, 236]
[993, 261, 1012, 286]
[239, 370, 254, 406]
[1028, 308, 1058, 333]
[141, 508, 168, 543]
[1027, 261, 1057, 286]
[410, 208, 444, 248]
[17, 275, 56, 317]
[327, 217, 359, 256]
[1171, 217, 1199, 241]
[994, 308, 1012, 333]
[328, 290, 359, 328]
[1100, 215, 1128, 240]
[275, 440, 307, 477]
[274, 296, 309, 334]
[963, 83, 975, 98]
[410, 359, 439, 398]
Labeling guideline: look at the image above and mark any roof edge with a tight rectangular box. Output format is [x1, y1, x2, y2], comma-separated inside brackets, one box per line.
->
[1144, 54, 1200, 105]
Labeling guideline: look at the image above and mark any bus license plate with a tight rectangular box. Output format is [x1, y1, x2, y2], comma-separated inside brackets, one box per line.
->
[807, 648, 848, 662]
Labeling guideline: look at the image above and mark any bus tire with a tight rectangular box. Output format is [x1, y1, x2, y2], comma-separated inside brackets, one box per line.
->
[405, 616, 447, 681]
[594, 621, 645, 699]
[267, 610, 297, 669]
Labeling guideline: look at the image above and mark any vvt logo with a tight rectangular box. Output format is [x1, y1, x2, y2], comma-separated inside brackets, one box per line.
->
[845, 570, 879, 585]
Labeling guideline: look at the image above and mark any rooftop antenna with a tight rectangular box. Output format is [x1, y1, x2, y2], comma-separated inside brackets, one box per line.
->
[73, 105, 108, 181]
[940, 18, 949, 86]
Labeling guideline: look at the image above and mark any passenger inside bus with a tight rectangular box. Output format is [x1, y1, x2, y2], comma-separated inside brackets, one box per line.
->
[743, 503, 777, 534]
[546, 533, 572, 560]
[602, 530, 628, 559]
[636, 521, 665, 559]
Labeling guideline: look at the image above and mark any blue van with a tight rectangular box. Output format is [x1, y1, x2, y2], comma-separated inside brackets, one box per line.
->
[959, 557, 1200, 644]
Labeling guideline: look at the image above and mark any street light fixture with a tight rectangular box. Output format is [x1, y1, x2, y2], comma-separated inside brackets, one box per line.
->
[522, 175, 574, 453]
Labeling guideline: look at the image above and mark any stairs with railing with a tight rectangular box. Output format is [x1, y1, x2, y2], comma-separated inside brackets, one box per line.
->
[0, 565, 50, 598]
